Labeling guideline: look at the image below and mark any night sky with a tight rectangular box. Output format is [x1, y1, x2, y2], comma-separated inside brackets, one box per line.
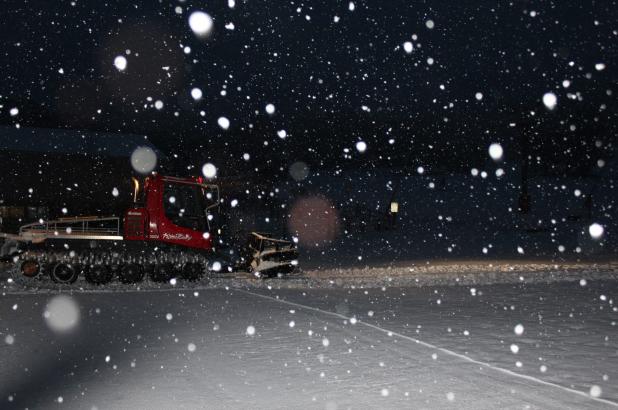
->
[0, 0, 616, 178]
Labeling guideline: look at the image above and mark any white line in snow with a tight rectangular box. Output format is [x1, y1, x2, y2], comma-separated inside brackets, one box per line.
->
[240, 289, 618, 408]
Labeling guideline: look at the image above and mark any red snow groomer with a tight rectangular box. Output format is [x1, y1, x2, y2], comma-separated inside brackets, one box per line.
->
[0, 174, 298, 284]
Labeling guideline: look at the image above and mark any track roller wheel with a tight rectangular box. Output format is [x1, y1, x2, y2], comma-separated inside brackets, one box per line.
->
[181, 262, 203, 281]
[85, 265, 113, 285]
[118, 263, 145, 284]
[150, 263, 175, 282]
[20, 259, 40, 278]
[50, 262, 79, 284]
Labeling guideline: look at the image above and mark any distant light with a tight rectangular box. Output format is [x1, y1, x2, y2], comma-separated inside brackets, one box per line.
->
[218, 117, 230, 130]
[514, 324, 524, 335]
[246, 325, 256, 336]
[488, 143, 503, 160]
[242, 153, 250, 161]
[113, 55, 127, 71]
[9, 107, 19, 116]
[187, 343, 197, 352]
[348, 1, 355, 11]
[542, 92, 557, 110]
[355, 141, 367, 153]
[425, 19, 435, 29]
[202, 162, 217, 179]
[277, 130, 287, 139]
[154, 100, 164, 110]
[595, 63, 606, 71]
[112, 187, 119, 197]
[403, 41, 413, 53]
[589, 223, 604, 239]
[188, 11, 213, 37]
[390, 202, 399, 213]
[475, 92, 483, 101]
[265, 103, 276, 115]
[228, 0, 235, 9]
[231, 199, 238, 208]
[417, 166, 425, 174]
[191, 87, 203, 101]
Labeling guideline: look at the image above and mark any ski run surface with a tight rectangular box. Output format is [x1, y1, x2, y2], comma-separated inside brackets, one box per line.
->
[1, 276, 616, 409]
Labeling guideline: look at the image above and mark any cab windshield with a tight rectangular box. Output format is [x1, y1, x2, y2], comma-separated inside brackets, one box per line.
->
[163, 182, 218, 231]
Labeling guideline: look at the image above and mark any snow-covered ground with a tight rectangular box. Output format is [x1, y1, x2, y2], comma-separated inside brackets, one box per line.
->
[1, 279, 616, 409]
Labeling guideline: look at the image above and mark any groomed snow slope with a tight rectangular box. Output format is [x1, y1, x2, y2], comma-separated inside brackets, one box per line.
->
[0, 280, 616, 409]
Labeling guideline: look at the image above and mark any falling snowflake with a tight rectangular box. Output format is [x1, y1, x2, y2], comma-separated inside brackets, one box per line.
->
[590, 385, 602, 398]
[202, 163, 217, 179]
[189, 11, 213, 37]
[488, 143, 503, 160]
[43, 295, 80, 333]
[218, 117, 230, 130]
[191, 88, 203, 101]
[542, 92, 557, 110]
[113, 55, 127, 71]
[588, 223, 604, 239]
[130, 146, 157, 174]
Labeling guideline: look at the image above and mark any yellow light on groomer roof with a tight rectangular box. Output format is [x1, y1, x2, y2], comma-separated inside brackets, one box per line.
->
[390, 202, 399, 213]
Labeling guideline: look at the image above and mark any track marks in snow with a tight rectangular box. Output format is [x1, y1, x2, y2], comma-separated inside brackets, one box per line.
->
[239, 289, 618, 408]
